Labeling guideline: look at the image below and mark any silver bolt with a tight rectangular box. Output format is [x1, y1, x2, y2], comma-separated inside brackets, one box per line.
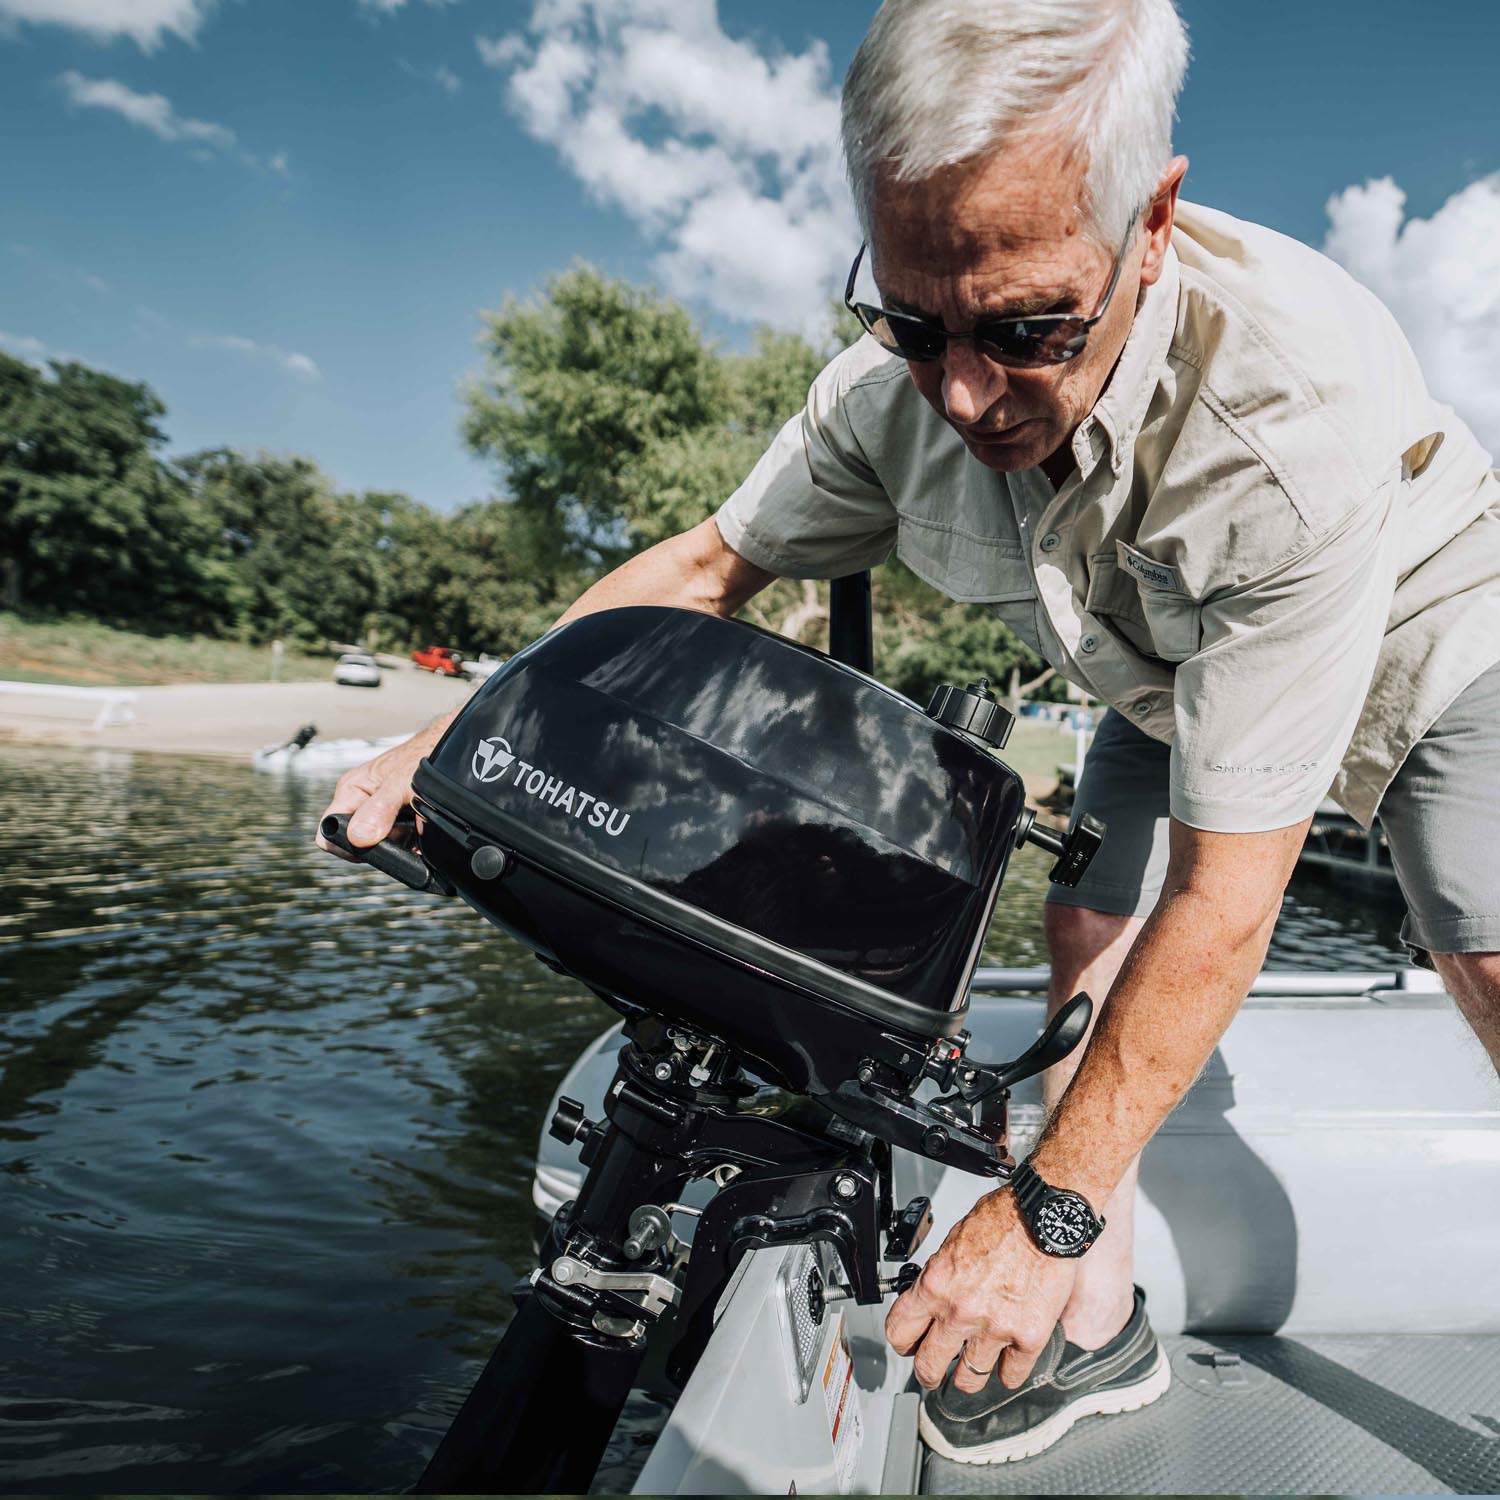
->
[653, 1061, 674, 1081]
[833, 1173, 860, 1200]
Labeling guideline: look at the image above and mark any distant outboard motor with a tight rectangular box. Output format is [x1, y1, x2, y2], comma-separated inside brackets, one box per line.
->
[321, 600, 1103, 1494]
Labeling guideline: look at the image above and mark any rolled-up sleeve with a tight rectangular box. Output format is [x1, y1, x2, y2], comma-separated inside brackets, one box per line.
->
[1170, 481, 1401, 832]
[715, 345, 899, 579]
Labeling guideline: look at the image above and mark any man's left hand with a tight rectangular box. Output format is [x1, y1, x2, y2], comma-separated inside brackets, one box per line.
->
[885, 1187, 1077, 1393]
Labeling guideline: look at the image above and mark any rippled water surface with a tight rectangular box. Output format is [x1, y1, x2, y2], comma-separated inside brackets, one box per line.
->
[0, 745, 1411, 1492]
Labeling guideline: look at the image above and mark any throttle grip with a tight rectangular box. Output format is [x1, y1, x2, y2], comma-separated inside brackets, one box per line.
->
[320, 813, 450, 895]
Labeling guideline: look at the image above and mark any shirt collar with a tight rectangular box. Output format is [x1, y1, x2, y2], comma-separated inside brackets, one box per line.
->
[1076, 243, 1181, 480]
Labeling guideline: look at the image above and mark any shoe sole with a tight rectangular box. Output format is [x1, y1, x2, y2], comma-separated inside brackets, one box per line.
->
[918, 1344, 1172, 1465]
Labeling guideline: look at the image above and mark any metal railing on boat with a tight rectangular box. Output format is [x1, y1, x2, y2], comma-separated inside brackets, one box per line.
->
[968, 965, 1443, 997]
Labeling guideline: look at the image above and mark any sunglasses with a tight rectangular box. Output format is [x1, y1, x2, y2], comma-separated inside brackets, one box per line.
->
[844, 215, 1138, 369]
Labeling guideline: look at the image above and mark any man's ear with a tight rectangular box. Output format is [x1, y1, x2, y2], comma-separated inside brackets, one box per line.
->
[1140, 155, 1188, 288]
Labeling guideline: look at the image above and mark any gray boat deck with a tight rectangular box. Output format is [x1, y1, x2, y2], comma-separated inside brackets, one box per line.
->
[923, 1333, 1500, 1495]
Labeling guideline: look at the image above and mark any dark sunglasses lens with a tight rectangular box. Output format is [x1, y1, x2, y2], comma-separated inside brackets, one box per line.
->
[978, 317, 1089, 368]
[856, 304, 944, 362]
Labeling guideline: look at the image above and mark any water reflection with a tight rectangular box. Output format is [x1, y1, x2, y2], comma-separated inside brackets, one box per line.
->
[0, 744, 1409, 1492]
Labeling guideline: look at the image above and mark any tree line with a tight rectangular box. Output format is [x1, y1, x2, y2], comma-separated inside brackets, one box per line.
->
[0, 265, 1053, 704]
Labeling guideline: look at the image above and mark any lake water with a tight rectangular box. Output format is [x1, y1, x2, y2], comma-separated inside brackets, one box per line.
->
[0, 745, 1412, 1492]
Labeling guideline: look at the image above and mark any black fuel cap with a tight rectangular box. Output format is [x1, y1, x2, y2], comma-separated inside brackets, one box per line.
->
[926, 677, 1014, 749]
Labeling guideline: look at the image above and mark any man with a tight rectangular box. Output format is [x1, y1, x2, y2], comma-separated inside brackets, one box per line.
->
[320, 0, 1500, 1465]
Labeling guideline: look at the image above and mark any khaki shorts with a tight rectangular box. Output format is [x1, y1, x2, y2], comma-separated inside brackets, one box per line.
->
[1045, 662, 1500, 958]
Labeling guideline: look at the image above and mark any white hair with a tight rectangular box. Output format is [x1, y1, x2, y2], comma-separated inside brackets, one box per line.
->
[841, 0, 1189, 246]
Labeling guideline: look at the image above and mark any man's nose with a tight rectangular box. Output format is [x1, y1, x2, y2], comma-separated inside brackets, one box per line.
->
[941, 340, 1008, 426]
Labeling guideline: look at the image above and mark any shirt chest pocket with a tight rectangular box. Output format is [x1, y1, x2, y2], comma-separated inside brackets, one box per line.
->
[897, 514, 1044, 655]
[1085, 542, 1203, 663]
[896, 513, 1033, 603]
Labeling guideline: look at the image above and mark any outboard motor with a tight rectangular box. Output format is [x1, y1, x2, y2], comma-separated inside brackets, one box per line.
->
[322, 599, 1102, 1494]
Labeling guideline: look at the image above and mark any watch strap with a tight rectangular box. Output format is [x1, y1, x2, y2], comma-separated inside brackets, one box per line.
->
[1010, 1160, 1050, 1217]
[1010, 1160, 1105, 1256]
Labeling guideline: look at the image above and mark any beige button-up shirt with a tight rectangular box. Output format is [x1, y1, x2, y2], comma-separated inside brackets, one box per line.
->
[716, 200, 1500, 833]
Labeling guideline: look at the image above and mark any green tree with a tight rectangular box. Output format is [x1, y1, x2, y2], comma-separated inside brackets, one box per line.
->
[386, 498, 586, 657]
[180, 448, 421, 646]
[464, 264, 729, 568]
[0, 352, 232, 629]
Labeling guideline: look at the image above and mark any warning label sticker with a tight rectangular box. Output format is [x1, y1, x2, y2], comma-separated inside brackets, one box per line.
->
[821, 1312, 863, 1493]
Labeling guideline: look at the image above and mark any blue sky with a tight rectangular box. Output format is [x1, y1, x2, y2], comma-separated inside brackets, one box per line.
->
[3, 0, 1498, 510]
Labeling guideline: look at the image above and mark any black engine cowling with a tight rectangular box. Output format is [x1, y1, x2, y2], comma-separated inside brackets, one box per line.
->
[410, 606, 1030, 1098]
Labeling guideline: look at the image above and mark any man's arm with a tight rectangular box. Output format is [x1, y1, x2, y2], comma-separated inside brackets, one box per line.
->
[315, 518, 774, 854]
[554, 516, 776, 628]
[885, 814, 1309, 1391]
[1029, 814, 1307, 1201]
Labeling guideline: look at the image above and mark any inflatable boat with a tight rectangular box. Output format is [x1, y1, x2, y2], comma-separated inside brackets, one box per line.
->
[534, 963, 1500, 1495]
[253, 724, 408, 775]
[321, 585, 1500, 1496]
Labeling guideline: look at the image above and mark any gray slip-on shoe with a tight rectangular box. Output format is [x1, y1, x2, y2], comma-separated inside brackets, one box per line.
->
[918, 1285, 1170, 1465]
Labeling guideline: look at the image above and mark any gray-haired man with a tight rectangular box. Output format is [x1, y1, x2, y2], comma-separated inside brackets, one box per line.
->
[322, 0, 1500, 1463]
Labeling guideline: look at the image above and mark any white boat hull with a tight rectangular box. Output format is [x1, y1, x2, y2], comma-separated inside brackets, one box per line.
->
[533, 967, 1500, 1495]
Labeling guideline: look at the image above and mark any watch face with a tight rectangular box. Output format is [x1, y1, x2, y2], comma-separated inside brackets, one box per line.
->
[1036, 1192, 1094, 1251]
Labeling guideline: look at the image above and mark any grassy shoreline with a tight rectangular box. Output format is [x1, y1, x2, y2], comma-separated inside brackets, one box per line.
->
[0, 612, 331, 687]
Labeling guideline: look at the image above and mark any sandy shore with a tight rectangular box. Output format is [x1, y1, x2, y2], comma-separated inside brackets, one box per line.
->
[0, 667, 475, 760]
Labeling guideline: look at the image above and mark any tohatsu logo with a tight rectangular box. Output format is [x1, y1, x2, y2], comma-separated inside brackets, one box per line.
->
[470, 735, 631, 837]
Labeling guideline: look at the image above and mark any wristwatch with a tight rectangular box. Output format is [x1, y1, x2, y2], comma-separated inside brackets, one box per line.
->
[1009, 1160, 1105, 1257]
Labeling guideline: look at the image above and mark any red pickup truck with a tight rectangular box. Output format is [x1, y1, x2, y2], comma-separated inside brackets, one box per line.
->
[411, 645, 465, 676]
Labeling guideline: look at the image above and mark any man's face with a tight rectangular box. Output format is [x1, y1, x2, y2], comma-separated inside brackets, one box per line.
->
[867, 140, 1148, 476]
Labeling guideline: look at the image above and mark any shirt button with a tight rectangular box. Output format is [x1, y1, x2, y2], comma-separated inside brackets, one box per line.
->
[1133, 698, 1153, 715]
[1040, 532, 1061, 552]
[1079, 632, 1099, 654]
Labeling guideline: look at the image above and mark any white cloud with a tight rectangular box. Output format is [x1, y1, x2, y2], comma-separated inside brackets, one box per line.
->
[0, 0, 208, 48]
[0, 328, 87, 364]
[0, 329, 54, 360]
[398, 57, 461, 96]
[1324, 175, 1500, 457]
[194, 333, 321, 380]
[56, 70, 287, 174]
[359, 0, 458, 17]
[475, 33, 525, 69]
[484, 0, 855, 336]
[59, 70, 235, 150]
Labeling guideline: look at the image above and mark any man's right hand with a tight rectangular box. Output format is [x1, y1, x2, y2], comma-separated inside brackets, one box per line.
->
[315, 715, 453, 857]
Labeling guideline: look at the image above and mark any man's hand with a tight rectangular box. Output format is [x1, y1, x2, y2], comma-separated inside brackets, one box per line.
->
[315, 715, 454, 856]
[886, 1188, 1076, 1393]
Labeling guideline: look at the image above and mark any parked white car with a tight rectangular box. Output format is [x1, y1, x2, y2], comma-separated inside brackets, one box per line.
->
[333, 652, 381, 688]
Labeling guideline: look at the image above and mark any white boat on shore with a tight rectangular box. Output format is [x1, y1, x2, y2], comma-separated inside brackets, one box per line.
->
[252, 724, 408, 775]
